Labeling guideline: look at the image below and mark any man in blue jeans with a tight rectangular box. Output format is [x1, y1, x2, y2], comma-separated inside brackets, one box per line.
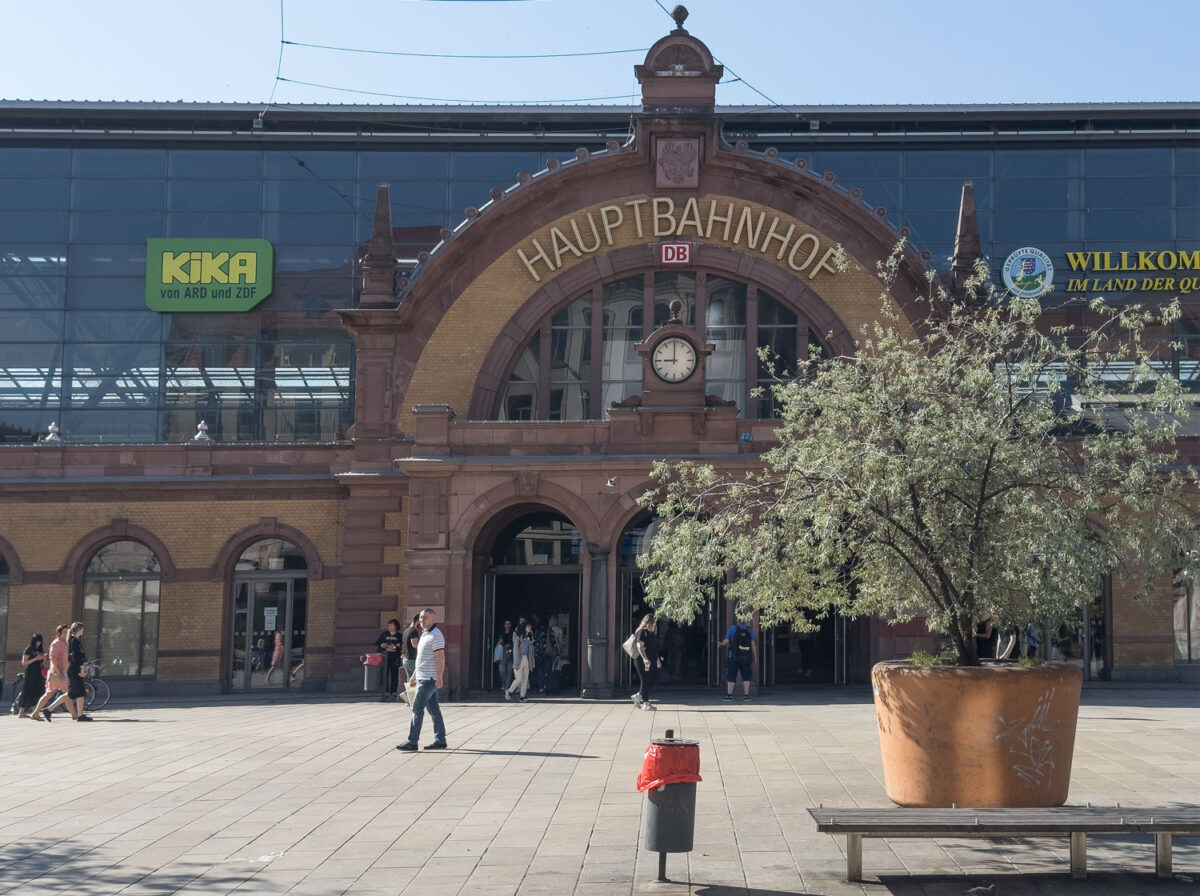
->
[396, 608, 448, 752]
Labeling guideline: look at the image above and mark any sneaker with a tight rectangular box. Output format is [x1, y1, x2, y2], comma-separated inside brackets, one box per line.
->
[76, 714, 94, 722]
[723, 694, 734, 702]
[631, 692, 643, 708]
[504, 690, 511, 702]
[424, 741, 447, 750]
[519, 696, 527, 702]
[395, 742, 418, 752]
[642, 702, 656, 711]
[42, 710, 52, 723]
[743, 695, 751, 702]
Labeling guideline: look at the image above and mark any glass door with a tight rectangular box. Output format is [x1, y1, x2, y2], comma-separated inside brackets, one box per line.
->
[230, 577, 307, 691]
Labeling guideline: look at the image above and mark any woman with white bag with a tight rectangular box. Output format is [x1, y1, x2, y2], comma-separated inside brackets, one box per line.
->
[505, 621, 535, 702]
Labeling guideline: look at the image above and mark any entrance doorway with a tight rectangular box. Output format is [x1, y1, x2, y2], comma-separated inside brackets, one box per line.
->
[229, 539, 308, 692]
[763, 615, 840, 684]
[618, 517, 723, 689]
[480, 511, 581, 692]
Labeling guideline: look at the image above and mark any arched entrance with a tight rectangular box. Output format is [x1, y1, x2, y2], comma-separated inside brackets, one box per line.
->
[480, 509, 581, 693]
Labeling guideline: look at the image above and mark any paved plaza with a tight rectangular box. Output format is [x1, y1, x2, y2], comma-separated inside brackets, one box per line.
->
[0, 684, 1197, 896]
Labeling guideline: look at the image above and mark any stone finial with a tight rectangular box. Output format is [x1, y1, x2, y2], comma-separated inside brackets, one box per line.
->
[359, 184, 399, 307]
[43, 421, 61, 442]
[671, 5, 689, 32]
[192, 420, 212, 442]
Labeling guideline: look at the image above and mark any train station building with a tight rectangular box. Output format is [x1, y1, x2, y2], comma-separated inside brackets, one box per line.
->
[1, 15, 1197, 695]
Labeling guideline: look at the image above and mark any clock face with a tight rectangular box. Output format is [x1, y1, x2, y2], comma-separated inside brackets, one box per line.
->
[651, 336, 698, 383]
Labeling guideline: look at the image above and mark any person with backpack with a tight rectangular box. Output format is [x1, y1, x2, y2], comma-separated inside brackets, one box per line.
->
[718, 619, 757, 702]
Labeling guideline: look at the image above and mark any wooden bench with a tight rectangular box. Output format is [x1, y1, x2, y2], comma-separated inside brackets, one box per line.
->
[807, 806, 1200, 882]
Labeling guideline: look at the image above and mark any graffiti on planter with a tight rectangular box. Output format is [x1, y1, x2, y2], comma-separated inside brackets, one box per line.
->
[995, 688, 1058, 788]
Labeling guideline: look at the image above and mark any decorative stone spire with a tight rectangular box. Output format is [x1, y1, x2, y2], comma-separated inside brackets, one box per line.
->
[950, 183, 983, 301]
[636, 7, 723, 114]
[359, 184, 398, 308]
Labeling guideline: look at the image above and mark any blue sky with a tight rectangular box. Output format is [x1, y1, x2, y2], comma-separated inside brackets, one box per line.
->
[2, 0, 1197, 107]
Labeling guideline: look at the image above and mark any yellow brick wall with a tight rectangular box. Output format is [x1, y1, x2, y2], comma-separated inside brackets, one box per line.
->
[1110, 571, 1177, 668]
[1, 497, 345, 683]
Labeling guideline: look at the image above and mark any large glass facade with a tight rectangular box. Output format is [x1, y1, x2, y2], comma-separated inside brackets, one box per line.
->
[1, 122, 1194, 440]
[0, 143, 576, 444]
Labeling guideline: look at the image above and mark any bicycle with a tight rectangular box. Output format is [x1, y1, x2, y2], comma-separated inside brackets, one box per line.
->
[9, 672, 25, 715]
[83, 662, 110, 711]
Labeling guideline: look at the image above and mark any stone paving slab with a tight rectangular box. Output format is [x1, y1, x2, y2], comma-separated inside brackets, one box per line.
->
[0, 685, 1196, 895]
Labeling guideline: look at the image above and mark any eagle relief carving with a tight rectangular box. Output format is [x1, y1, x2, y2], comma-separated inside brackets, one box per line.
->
[656, 138, 700, 188]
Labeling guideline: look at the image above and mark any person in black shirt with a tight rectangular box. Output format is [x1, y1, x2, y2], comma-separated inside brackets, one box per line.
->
[65, 621, 93, 722]
[631, 613, 663, 711]
[17, 633, 46, 719]
[401, 612, 422, 699]
[375, 618, 404, 701]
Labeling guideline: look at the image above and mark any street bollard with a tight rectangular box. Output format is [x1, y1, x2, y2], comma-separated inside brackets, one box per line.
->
[638, 728, 702, 883]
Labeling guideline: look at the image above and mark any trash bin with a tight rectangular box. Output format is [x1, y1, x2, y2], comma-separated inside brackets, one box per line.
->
[638, 729, 701, 882]
[361, 653, 383, 692]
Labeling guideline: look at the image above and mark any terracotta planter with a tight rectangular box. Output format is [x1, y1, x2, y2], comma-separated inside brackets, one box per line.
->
[872, 660, 1083, 808]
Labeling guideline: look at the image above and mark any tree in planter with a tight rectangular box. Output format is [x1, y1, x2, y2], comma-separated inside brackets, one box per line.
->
[638, 250, 1197, 667]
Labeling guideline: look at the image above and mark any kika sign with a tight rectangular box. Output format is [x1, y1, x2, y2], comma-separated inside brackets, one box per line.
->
[145, 239, 274, 312]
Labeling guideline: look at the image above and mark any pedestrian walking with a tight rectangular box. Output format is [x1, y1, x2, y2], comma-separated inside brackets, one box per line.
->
[505, 621, 534, 702]
[62, 622, 93, 722]
[17, 634, 46, 719]
[396, 608, 447, 752]
[495, 619, 515, 692]
[630, 613, 662, 710]
[33, 624, 71, 721]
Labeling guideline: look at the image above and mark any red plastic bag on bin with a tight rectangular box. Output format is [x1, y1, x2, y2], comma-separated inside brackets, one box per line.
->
[636, 741, 702, 792]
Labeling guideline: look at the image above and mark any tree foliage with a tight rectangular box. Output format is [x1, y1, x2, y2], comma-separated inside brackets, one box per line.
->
[638, 250, 1197, 665]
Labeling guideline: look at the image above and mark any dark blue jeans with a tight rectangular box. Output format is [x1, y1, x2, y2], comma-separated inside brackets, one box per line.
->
[406, 678, 446, 745]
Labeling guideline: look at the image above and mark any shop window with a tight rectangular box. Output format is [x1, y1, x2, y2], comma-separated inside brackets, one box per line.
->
[82, 540, 161, 679]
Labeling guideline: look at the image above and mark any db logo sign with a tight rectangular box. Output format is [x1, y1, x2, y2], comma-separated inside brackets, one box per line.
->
[660, 242, 692, 265]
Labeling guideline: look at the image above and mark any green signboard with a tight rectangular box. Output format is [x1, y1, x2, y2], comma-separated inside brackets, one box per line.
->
[145, 239, 274, 312]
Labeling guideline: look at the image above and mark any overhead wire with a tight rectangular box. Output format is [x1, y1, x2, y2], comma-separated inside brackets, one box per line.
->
[265, 0, 790, 112]
[276, 77, 638, 105]
[282, 40, 648, 60]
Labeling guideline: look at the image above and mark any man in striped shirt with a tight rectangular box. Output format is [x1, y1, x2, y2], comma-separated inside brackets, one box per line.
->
[396, 608, 448, 752]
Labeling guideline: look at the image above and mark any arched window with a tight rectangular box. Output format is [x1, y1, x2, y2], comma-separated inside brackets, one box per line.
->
[83, 541, 161, 678]
[498, 272, 825, 421]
